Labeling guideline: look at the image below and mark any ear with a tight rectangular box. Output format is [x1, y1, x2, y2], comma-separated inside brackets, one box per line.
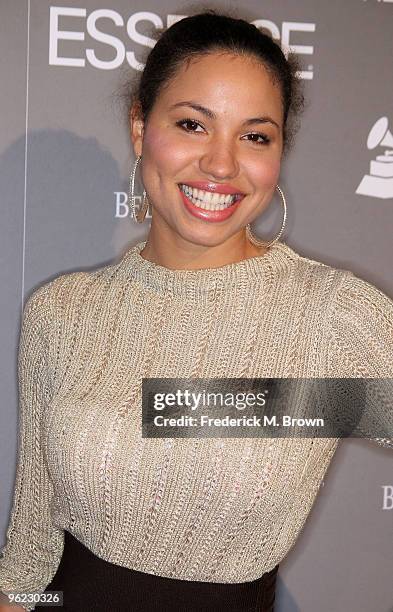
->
[130, 101, 144, 158]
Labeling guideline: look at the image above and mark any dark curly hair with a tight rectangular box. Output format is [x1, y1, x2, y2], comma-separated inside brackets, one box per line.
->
[119, 7, 306, 157]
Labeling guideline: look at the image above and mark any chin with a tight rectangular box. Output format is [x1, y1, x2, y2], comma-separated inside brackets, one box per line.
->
[176, 227, 237, 248]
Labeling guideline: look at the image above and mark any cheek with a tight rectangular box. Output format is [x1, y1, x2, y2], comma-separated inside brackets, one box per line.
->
[142, 126, 191, 173]
[248, 157, 281, 189]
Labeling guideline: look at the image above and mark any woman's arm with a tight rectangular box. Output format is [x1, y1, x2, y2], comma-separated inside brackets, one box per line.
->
[325, 271, 393, 448]
[0, 283, 64, 611]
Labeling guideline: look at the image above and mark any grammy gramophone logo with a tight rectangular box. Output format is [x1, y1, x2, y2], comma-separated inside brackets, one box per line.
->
[356, 116, 393, 199]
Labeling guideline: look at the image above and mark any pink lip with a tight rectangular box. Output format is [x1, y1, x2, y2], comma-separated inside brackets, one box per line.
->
[179, 181, 244, 196]
[178, 186, 244, 222]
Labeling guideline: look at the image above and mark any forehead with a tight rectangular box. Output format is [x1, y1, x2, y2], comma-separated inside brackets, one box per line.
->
[156, 52, 283, 117]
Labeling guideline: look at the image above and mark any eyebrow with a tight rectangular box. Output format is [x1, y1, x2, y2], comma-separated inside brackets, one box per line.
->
[169, 101, 281, 130]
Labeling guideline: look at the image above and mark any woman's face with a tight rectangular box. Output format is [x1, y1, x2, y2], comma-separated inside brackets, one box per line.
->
[131, 52, 284, 248]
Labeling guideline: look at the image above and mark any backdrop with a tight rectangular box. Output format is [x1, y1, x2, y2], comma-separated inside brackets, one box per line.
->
[1, 1, 392, 611]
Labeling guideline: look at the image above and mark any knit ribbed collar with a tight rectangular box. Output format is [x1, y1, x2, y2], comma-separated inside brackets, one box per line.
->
[122, 239, 295, 297]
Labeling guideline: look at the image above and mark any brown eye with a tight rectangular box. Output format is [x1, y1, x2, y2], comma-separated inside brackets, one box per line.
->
[243, 132, 271, 145]
[176, 118, 204, 132]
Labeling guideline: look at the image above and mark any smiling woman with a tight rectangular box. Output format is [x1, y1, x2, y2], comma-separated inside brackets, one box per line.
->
[0, 7, 392, 612]
[131, 51, 285, 260]
[128, 11, 304, 268]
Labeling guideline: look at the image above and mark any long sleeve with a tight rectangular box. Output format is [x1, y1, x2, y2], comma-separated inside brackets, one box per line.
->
[0, 282, 64, 611]
[325, 271, 393, 449]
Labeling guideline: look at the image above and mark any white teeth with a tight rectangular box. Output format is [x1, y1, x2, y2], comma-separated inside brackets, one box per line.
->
[179, 184, 239, 211]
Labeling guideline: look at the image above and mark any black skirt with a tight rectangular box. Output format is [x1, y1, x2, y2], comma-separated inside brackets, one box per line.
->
[41, 530, 278, 611]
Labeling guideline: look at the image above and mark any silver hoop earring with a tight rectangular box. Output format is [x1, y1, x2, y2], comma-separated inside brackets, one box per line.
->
[129, 155, 150, 223]
[246, 185, 287, 248]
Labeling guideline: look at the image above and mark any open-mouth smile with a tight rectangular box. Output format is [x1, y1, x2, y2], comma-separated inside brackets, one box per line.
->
[178, 183, 245, 222]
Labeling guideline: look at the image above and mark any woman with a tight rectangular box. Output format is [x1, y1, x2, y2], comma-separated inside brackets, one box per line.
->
[0, 9, 392, 612]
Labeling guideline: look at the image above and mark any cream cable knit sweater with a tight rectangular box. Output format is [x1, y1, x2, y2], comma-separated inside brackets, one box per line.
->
[0, 239, 392, 611]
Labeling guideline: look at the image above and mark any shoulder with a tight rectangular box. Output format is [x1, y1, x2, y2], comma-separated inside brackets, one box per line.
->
[329, 269, 393, 323]
[279, 242, 393, 311]
[329, 271, 393, 374]
[278, 243, 393, 375]
[324, 271, 392, 376]
[276, 242, 359, 302]
[20, 258, 126, 396]
[24, 254, 125, 327]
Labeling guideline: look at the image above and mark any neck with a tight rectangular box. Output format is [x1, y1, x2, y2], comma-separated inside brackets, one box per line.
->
[139, 224, 268, 271]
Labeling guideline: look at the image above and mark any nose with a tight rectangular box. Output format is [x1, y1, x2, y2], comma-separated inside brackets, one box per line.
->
[199, 137, 239, 180]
